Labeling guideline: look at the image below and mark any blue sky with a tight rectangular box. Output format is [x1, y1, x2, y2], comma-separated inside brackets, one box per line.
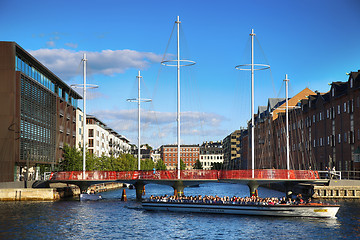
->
[1, 0, 360, 148]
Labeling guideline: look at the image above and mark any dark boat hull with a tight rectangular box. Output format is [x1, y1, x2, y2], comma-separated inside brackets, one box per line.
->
[142, 201, 339, 218]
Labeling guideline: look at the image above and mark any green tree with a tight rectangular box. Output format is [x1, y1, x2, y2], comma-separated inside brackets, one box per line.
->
[119, 153, 137, 171]
[180, 159, 186, 170]
[155, 159, 166, 170]
[86, 152, 99, 171]
[193, 159, 203, 169]
[141, 159, 155, 170]
[60, 145, 82, 171]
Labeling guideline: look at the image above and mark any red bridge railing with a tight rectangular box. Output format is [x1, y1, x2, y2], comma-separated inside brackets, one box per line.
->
[219, 169, 319, 180]
[50, 169, 319, 181]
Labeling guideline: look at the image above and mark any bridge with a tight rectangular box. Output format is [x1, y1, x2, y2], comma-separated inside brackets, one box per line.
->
[48, 169, 327, 200]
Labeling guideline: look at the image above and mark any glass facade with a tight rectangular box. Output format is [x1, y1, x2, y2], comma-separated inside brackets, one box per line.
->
[19, 75, 57, 163]
[15, 55, 78, 108]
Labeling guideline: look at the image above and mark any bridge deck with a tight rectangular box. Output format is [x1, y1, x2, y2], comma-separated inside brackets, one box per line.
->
[50, 169, 320, 182]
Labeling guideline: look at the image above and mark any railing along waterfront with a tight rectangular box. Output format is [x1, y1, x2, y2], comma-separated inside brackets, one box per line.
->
[50, 169, 319, 181]
[317, 171, 360, 180]
[219, 169, 319, 180]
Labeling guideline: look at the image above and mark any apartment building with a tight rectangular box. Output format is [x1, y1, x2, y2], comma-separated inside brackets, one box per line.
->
[252, 88, 314, 169]
[199, 141, 223, 170]
[249, 71, 360, 173]
[76, 114, 131, 158]
[223, 130, 243, 169]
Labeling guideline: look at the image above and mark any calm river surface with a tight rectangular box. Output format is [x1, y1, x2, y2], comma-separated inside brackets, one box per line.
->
[0, 183, 359, 240]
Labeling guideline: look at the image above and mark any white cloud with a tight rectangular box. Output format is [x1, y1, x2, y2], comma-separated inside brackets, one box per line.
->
[29, 48, 163, 81]
[91, 109, 228, 147]
[46, 41, 55, 47]
[65, 43, 78, 49]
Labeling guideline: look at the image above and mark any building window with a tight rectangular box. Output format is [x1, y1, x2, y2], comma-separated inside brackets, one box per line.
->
[350, 78, 353, 88]
[344, 102, 347, 113]
[88, 129, 94, 137]
[338, 134, 341, 143]
[89, 139, 94, 147]
[338, 105, 341, 114]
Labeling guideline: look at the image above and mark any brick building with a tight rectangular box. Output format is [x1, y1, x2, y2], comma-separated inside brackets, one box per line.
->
[159, 145, 199, 170]
[249, 71, 360, 174]
[252, 88, 315, 170]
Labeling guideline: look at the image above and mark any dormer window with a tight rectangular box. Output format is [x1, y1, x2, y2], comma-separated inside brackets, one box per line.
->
[332, 88, 335, 97]
[350, 78, 353, 88]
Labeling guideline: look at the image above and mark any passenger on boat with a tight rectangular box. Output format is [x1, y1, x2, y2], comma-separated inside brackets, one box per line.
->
[296, 194, 304, 204]
[147, 194, 293, 206]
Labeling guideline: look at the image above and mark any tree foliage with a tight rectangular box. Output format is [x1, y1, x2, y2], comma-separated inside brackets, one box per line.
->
[193, 159, 203, 169]
[141, 159, 155, 170]
[59, 145, 82, 171]
[180, 159, 186, 170]
[211, 162, 223, 170]
[59, 146, 142, 171]
[155, 159, 166, 170]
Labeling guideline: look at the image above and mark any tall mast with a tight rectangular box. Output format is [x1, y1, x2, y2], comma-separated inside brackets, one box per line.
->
[127, 71, 151, 171]
[250, 29, 255, 178]
[235, 29, 270, 179]
[82, 53, 87, 179]
[137, 71, 141, 171]
[176, 16, 181, 180]
[161, 16, 195, 179]
[284, 74, 290, 172]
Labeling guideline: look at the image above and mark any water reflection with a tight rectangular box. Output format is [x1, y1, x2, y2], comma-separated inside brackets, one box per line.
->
[0, 183, 359, 240]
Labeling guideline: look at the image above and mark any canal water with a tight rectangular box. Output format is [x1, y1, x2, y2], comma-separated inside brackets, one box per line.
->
[0, 183, 359, 239]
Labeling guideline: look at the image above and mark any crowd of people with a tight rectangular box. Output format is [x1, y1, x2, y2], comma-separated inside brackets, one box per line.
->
[147, 193, 309, 206]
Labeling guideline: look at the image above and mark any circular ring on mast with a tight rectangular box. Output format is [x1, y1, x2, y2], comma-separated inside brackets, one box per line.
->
[127, 98, 152, 103]
[71, 83, 99, 89]
[161, 59, 196, 67]
[235, 63, 270, 71]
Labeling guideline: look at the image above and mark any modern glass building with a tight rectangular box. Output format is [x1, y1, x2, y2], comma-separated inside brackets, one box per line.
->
[0, 42, 82, 182]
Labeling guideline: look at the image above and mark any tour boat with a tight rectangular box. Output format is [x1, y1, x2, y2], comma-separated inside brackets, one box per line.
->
[80, 193, 102, 201]
[142, 200, 340, 218]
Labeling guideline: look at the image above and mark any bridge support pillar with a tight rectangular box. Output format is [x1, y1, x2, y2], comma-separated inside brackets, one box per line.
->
[172, 181, 185, 197]
[248, 181, 259, 197]
[134, 181, 145, 201]
[77, 182, 91, 193]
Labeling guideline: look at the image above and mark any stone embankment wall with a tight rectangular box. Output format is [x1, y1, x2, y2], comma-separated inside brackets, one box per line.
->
[0, 182, 124, 201]
[312, 180, 360, 199]
[0, 188, 60, 201]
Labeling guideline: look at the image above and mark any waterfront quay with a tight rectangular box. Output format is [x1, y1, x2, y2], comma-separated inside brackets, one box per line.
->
[313, 179, 360, 199]
[0, 182, 124, 201]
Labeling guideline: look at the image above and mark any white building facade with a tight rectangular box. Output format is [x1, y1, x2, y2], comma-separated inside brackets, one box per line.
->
[75, 109, 131, 157]
[199, 154, 224, 170]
